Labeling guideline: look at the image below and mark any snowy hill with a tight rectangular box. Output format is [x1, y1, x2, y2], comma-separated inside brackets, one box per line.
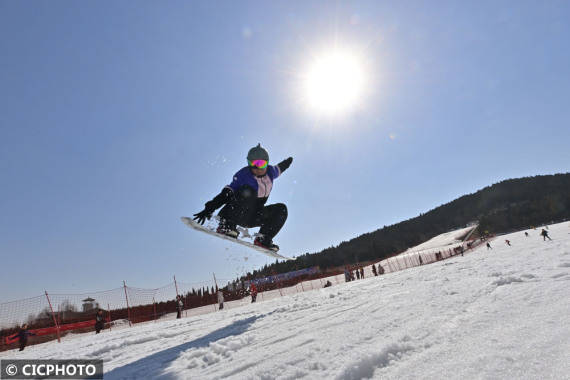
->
[2, 222, 569, 379]
[404, 225, 477, 253]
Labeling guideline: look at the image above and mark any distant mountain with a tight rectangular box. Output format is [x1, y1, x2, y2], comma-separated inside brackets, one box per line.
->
[248, 173, 570, 278]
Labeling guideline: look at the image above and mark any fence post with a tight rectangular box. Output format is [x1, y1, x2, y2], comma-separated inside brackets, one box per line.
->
[107, 303, 112, 331]
[153, 298, 157, 322]
[44, 291, 61, 343]
[174, 275, 180, 299]
[123, 281, 132, 327]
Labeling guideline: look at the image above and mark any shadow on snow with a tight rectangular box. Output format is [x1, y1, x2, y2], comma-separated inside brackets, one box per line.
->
[105, 316, 259, 379]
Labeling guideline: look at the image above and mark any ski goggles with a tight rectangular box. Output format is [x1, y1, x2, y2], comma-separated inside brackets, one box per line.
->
[248, 159, 268, 169]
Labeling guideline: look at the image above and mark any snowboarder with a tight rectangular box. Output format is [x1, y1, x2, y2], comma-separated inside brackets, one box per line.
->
[486, 242, 492, 250]
[524, 232, 529, 237]
[10, 324, 35, 351]
[541, 229, 552, 241]
[95, 309, 105, 334]
[193, 144, 293, 251]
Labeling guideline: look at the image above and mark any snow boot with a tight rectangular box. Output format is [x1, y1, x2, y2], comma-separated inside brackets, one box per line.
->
[254, 237, 279, 252]
[216, 220, 239, 238]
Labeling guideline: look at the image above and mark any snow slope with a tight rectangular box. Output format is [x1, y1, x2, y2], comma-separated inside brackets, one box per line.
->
[2, 222, 569, 379]
[404, 225, 477, 253]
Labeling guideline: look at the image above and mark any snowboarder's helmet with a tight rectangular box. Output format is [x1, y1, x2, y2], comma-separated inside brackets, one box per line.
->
[247, 143, 269, 162]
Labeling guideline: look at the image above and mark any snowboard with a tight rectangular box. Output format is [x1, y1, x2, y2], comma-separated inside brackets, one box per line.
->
[180, 216, 293, 261]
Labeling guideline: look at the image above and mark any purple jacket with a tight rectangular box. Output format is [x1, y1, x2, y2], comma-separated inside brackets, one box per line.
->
[225, 165, 281, 201]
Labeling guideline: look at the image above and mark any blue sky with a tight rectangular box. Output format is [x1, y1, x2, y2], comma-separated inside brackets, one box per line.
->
[1, 1, 569, 302]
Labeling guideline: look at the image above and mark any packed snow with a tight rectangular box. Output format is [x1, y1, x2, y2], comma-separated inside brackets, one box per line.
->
[2, 222, 569, 379]
[404, 225, 477, 253]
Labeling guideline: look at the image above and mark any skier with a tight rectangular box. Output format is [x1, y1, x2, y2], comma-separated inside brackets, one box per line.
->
[193, 144, 293, 251]
[10, 324, 35, 351]
[524, 232, 529, 237]
[250, 283, 258, 303]
[541, 229, 552, 241]
[217, 291, 224, 310]
[176, 295, 184, 319]
[95, 309, 105, 334]
[505, 240, 511, 246]
[486, 242, 492, 250]
[377, 264, 385, 275]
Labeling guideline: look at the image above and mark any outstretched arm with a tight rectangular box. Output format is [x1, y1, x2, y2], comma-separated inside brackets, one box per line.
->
[277, 157, 293, 173]
[193, 187, 234, 225]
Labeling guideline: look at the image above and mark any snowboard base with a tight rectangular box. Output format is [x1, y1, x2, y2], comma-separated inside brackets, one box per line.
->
[180, 216, 293, 261]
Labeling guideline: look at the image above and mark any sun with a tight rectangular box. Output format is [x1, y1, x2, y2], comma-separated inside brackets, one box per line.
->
[303, 49, 366, 117]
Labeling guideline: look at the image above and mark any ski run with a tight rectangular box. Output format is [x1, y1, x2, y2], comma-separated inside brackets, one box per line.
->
[2, 222, 569, 379]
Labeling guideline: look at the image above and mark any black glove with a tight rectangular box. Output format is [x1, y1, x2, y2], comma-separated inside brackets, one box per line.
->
[278, 157, 293, 172]
[193, 188, 235, 225]
[193, 208, 213, 225]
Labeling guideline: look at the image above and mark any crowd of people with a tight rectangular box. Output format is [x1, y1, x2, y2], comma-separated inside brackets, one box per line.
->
[343, 264, 385, 282]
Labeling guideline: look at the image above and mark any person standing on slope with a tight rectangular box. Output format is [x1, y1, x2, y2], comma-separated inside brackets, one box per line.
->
[193, 144, 293, 251]
[10, 324, 35, 351]
[541, 229, 552, 241]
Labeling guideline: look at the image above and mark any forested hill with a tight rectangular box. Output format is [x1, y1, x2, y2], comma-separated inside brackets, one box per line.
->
[254, 173, 570, 277]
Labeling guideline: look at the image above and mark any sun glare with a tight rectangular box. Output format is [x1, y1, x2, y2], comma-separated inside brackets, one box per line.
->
[303, 49, 366, 117]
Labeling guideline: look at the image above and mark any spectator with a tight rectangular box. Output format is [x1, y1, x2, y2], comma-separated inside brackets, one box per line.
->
[218, 291, 224, 310]
[372, 264, 378, 276]
[356, 269, 361, 280]
[377, 264, 385, 275]
[176, 295, 184, 319]
[486, 242, 492, 250]
[95, 309, 105, 334]
[505, 239, 511, 246]
[359, 268, 364, 279]
[344, 268, 351, 282]
[250, 283, 258, 303]
[541, 229, 552, 241]
[10, 324, 35, 351]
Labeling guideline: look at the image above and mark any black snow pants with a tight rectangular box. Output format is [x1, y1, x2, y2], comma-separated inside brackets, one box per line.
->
[218, 186, 287, 242]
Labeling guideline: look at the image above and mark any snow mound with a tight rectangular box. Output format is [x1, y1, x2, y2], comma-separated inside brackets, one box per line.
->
[405, 225, 477, 253]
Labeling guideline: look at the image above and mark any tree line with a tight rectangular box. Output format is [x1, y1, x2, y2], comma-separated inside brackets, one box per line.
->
[245, 173, 570, 279]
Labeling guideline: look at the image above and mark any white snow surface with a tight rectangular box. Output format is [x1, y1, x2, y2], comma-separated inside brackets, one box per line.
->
[2, 222, 570, 379]
[404, 225, 477, 253]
